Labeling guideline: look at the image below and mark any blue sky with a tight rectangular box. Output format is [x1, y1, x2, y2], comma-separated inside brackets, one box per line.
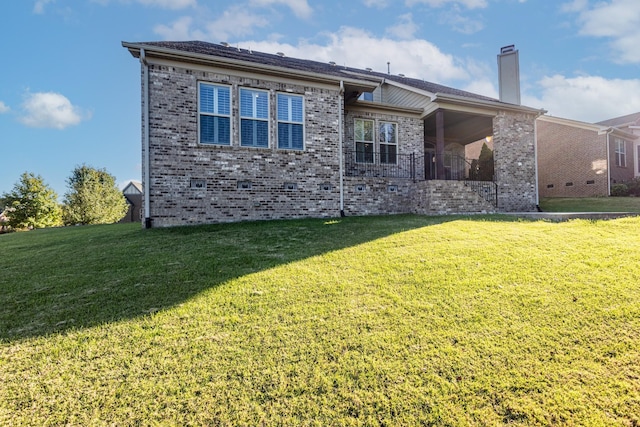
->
[2, 0, 640, 197]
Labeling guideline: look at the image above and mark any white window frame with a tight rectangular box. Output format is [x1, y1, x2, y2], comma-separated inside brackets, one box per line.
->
[277, 93, 305, 150]
[239, 88, 270, 148]
[378, 121, 398, 164]
[615, 138, 627, 167]
[354, 118, 375, 163]
[198, 82, 231, 146]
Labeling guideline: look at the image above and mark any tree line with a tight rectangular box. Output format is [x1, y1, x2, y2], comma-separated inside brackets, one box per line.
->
[1, 165, 130, 232]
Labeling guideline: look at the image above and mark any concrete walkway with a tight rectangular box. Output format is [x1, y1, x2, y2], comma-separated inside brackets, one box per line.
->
[504, 212, 640, 221]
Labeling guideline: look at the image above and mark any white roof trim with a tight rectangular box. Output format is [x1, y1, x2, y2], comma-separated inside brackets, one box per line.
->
[382, 78, 435, 100]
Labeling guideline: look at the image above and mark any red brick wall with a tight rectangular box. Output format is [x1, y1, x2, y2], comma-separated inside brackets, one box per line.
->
[608, 137, 636, 185]
[537, 120, 609, 197]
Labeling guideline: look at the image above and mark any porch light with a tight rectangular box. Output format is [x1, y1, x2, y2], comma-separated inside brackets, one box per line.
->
[485, 136, 493, 143]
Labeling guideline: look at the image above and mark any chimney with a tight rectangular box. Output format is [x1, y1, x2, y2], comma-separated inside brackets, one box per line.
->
[497, 45, 521, 105]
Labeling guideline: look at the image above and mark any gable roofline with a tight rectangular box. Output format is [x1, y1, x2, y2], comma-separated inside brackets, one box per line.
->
[538, 114, 638, 139]
[123, 40, 541, 113]
[382, 78, 435, 100]
[538, 114, 608, 132]
[596, 111, 640, 128]
[426, 93, 545, 117]
[122, 41, 380, 91]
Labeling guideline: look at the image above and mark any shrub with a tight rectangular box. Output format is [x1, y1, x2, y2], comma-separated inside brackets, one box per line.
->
[626, 178, 640, 197]
[611, 183, 629, 197]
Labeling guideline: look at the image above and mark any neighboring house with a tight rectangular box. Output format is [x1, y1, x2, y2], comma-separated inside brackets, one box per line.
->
[120, 181, 143, 223]
[537, 114, 639, 198]
[123, 41, 543, 228]
[597, 112, 640, 181]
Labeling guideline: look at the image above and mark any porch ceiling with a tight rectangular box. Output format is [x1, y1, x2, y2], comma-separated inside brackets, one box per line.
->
[424, 110, 493, 145]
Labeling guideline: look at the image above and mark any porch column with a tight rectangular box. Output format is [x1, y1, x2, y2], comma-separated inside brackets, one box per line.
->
[436, 109, 445, 180]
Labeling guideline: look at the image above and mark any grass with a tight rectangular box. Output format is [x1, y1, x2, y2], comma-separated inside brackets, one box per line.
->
[1, 215, 640, 426]
[539, 196, 640, 212]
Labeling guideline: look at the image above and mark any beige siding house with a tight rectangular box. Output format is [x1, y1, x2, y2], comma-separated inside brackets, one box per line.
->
[123, 41, 544, 228]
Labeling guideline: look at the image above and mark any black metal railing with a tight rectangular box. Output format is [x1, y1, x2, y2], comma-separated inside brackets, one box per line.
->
[345, 150, 425, 180]
[344, 149, 498, 207]
[464, 180, 498, 207]
[424, 152, 472, 181]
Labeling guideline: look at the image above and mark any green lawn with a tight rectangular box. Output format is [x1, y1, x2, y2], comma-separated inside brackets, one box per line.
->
[539, 196, 640, 212]
[1, 215, 639, 426]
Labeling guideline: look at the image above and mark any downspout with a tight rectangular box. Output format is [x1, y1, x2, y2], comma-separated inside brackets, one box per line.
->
[339, 80, 345, 217]
[533, 113, 541, 209]
[606, 128, 613, 196]
[141, 48, 152, 228]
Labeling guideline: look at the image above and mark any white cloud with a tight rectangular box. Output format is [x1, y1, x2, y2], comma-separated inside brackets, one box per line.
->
[155, 7, 270, 41]
[560, 0, 588, 13]
[249, 0, 312, 19]
[33, 0, 54, 14]
[205, 7, 270, 41]
[153, 0, 195, 7]
[92, 0, 196, 8]
[0, 101, 9, 114]
[19, 92, 88, 130]
[524, 74, 640, 123]
[154, 16, 203, 40]
[238, 26, 470, 84]
[566, 0, 640, 63]
[385, 13, 419, 40]
[405, 0, 488, 9]
[440, 8, 484, 34]
[362, 0, 389, 7]
[137, 0, 196, 8]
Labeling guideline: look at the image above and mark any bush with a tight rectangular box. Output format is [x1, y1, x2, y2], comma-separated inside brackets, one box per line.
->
[611, 183, 629, 197]
[626, 178, 640, 197]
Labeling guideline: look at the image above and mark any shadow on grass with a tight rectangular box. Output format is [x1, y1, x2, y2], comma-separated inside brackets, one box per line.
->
[0, 214, 523, 342]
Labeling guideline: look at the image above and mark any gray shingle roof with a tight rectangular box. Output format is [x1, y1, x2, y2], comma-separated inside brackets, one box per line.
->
[137, 40, 499, 103]
[596, 111, 640, 127]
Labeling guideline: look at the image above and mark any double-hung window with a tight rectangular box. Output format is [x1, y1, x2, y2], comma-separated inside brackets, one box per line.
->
[240, 88, 269, 148]
[379, 122, 397, 164]
[615, 138, 627, 167]
[277, 93, 304, 150]
[355, 119, 374, 163]
[199, 83, 231, 145]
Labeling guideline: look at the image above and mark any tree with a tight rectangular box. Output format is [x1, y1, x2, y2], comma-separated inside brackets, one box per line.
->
[1, 172, 63, 230]
[63, 165, 129, 225]
[477, 142, 495, 181]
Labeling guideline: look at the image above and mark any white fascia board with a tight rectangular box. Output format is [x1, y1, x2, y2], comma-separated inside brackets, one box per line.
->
[435, 93, 545, 115]
[538, 114, 608, 133]
[608, 127, 639, 140]
[122, 42, 379, 90]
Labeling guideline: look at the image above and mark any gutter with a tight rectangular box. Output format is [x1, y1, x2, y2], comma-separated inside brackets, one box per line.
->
[122, 42, 379, 91]
[141, 48, 151, 228]
[428, 93, 546, 116]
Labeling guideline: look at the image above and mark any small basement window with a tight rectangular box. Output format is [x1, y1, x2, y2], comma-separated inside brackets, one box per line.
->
[283, 182, 298, 190]
[237, 181, 252, 190]
[190, 178, 206, 189]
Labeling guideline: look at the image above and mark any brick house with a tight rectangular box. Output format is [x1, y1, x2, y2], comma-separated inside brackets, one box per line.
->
[119, 181, 143, 223]
[537, 114, 639, 198]
[122, 41, 544, 227]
